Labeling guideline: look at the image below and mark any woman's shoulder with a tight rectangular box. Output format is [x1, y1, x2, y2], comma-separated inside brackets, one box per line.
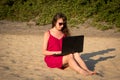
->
[44, 30, 50, 38]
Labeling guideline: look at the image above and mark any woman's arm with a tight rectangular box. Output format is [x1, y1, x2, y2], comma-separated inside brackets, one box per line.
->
[42, 31, 61, 55]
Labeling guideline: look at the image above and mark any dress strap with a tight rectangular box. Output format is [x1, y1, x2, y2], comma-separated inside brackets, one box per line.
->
[48, 30, 52, 37]
[48, 30, 50, 35]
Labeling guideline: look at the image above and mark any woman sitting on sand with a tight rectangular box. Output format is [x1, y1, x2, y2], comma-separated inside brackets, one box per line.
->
[42, 12, 96, 76]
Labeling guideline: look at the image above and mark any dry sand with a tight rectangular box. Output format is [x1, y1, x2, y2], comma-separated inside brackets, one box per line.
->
[0, 20, 120, 80]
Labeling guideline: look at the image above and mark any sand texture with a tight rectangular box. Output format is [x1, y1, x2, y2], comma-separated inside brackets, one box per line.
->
[0, 20, 120, 80]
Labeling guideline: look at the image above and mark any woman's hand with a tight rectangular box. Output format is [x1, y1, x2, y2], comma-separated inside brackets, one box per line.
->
[53, 51, 62, 56]
[56, 51, 62, 54]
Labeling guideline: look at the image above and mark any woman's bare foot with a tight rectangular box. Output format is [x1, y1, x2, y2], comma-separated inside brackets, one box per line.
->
[80, 69, 91, 76]
[87, 70, 96, 75]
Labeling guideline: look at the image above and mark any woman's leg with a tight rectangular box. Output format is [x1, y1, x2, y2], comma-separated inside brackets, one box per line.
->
[62, 54, 90, 76]
[73, 53, 96, 75]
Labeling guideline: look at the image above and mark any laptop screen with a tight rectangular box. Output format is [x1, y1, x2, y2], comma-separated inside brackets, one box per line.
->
[62, 35, 84, 55]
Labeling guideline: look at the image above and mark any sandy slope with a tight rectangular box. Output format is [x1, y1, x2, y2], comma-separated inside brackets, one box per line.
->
[0, 20, 120, 80]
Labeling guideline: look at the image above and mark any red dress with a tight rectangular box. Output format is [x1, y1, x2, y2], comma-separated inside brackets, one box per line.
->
[44, 31, 65, 69]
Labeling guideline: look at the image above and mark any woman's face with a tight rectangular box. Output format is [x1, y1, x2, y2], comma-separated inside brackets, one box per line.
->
[55, 18, 64, 31]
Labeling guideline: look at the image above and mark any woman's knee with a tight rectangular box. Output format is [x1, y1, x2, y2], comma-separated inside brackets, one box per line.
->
[67, 54, 74, 59]
[74, 52, 81, 58]
[62, 54, 73, 64]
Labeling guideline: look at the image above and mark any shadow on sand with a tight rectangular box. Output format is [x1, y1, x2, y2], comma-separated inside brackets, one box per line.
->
[81, 48, 116, 71]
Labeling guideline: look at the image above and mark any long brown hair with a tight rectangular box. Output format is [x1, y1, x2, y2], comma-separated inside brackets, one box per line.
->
[52, 12, 70, 36]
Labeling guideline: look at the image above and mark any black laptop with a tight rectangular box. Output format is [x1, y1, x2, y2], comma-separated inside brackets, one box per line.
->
[54, 35, 84, 56]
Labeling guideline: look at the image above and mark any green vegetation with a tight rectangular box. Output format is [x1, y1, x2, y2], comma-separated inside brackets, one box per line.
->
[0, 0, 120, 30]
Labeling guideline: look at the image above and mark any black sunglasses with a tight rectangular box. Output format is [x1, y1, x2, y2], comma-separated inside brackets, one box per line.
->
[59, 22, 65, 26]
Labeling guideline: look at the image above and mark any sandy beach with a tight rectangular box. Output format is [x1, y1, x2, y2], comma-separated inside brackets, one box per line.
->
[0, 20, 120, 80]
